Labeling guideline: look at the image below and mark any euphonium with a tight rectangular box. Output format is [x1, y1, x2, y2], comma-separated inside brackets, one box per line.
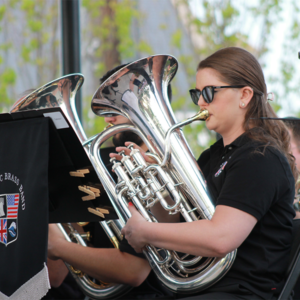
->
[90, 55, 237, 294]
[10, 74, 132, 300]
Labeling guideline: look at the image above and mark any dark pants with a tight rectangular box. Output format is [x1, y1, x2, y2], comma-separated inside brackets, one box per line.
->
[173, 284, 279, 300]
[176, 292, 265, 300]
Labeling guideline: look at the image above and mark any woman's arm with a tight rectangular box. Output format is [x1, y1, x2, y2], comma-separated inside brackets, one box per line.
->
[122, 204, 257, 257]
[48, 224, 151, 287]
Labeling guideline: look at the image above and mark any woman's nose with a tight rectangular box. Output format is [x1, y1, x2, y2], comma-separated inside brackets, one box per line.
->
[197, 94, 207, 107]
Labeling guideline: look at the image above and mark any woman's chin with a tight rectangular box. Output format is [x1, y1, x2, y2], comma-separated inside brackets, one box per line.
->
[205, 118, 214, 131]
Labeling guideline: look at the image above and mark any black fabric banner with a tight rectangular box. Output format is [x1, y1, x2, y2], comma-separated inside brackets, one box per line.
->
[0, 118, 49, 297]
[3, 108, 118, 223]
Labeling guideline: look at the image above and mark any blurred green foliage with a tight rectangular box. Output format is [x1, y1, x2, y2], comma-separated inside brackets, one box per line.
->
[0, 0, 59, 112]
[0, 0, 299, 151]
[81, 0, 154, 138]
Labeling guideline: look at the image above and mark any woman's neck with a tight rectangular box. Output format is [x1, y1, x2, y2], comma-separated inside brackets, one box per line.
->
[222, 127, 245, 146]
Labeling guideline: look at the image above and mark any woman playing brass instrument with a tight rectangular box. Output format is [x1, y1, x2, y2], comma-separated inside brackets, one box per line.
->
[116, 47, 297, 300]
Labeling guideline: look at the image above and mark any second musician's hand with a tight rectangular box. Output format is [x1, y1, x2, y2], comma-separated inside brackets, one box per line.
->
[48, 224, 68, 260]
[109, 141, 156, 164]
[121, 203, 149, 253]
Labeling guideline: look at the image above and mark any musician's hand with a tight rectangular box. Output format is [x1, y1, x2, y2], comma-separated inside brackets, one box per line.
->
[47, 224, 66, 260]
[121, 203, 148, 253]
[109, 142, 156, 164]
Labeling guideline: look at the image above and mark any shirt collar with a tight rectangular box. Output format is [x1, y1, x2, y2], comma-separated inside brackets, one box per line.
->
[229, 131, 252, 148]
[210, 131, 252, 153]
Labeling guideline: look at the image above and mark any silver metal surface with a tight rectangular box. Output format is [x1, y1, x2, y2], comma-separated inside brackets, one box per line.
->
[10, 74, 131, 300]
[90, 55, 237, 294]
[10, 73, 86, 144]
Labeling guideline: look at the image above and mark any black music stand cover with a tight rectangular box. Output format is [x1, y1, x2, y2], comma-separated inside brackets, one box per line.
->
[4, 108, 118, 223]
[0, 117, 50, 298]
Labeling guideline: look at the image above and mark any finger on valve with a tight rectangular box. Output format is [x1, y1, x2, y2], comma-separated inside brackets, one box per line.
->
[109, 142, 137, 161]
[125, 142, 157, 164]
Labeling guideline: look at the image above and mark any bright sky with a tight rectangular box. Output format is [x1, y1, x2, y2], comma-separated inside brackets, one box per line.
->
[252, 1, 300, 117]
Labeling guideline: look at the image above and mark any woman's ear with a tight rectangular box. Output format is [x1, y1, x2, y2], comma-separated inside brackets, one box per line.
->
[239, 87, 253, 108]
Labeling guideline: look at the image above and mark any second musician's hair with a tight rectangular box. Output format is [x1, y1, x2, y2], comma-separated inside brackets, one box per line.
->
[197, 47, 298, 180]
[284, 118, 300, 151]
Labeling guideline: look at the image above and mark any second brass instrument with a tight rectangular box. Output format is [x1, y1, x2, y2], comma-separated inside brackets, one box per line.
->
[10, 74, 132, 300]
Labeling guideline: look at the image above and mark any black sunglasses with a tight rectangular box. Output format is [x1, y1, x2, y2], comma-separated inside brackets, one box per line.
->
[189, 85, 246, 105]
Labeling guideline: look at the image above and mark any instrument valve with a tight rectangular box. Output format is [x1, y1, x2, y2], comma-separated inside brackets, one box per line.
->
[119, 150, 126, 157]
[110, 157, 122, 171]
[127, 143, 135, 150]
[129, 148, 140, 156]
[110, 157, 117, 164]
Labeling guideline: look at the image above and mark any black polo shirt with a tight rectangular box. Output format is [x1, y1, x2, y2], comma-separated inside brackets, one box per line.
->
[197, 132, 295, 299]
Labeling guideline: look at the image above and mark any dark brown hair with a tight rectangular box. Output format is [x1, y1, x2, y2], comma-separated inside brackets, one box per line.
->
[197, 47, 298, 180]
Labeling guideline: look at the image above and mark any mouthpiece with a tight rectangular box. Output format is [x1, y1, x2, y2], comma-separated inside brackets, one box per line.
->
[104, 123, 114, 130]
[194, 109, 209, 121]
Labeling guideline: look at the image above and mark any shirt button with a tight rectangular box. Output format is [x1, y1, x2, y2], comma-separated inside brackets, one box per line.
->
[228, 147, 232, 150]
[222, 156, 224, 159]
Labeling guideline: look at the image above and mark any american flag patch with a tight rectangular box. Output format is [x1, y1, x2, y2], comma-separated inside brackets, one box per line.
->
[7, 194, 19, 219]
[215, 161, 228, 177]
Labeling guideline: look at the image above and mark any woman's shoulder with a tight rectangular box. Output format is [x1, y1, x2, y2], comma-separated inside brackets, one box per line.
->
[243, 140, 288, 164]
[240, 128, 289, 161]
[232, 139, 294, 185]
[234, 136, 284, 160]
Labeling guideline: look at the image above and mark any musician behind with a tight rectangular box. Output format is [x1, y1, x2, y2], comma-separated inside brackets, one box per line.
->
[118, 47, 296, 300]
[47, 65, 176, 299]
[284, 117, 300, 219]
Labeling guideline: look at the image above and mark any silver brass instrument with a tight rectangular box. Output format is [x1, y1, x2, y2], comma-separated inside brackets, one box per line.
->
[90, 55, 237, 294]
[10, 74, 132, 300]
